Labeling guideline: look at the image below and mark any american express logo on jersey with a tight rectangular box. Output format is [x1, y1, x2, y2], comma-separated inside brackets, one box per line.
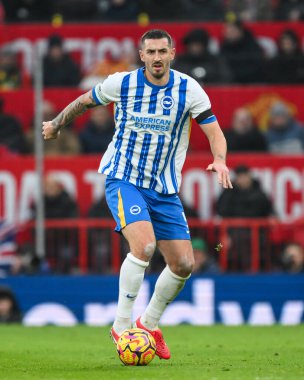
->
[130, 116, 171, 132]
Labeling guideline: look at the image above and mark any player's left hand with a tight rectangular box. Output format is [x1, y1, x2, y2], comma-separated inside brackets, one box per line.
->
[206, 162, 233, 189]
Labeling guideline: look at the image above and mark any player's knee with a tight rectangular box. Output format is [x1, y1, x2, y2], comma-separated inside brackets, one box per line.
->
[132, 240, 156, 261]
[143, 241, 156, 260]
[171, 255, 194, 278]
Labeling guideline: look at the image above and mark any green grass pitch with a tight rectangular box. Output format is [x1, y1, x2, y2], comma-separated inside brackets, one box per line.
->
[1, 325, 304, 380]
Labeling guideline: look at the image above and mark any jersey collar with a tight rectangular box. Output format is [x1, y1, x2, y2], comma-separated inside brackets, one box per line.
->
[140, 67, 174, 90]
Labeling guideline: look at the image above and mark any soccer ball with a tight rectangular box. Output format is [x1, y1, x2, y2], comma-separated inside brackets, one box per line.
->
[117, 328, 156, 366]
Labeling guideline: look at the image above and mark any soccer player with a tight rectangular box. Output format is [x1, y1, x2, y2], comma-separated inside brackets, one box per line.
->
[42, 29, 233, 360]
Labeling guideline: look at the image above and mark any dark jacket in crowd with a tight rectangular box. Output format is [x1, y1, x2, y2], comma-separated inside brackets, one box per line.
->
[174, 52, 231, 84]
[140, 0, 183, 20]
[79, 121, 113, 154]
[46, 191, 78, 219]
[216, 179, 272, 218]
[43, 54, 81, 87]
[275, 0, 304, 21]
[268, 50, 304, 84]
[221, 29, 265, 83]
[32, 190, 79, 219]
[102, 0, 138, 21]
[0, 113, 28, 154]
[88, 197, 112, 218]
[225, 128, 267, 152]
[179, 0, 224, 21]
[1, 0, 52, 21]
[54, 0, 98, 21]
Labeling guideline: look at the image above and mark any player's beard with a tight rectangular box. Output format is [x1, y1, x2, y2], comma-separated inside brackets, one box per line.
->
[150, 62, 169, 79]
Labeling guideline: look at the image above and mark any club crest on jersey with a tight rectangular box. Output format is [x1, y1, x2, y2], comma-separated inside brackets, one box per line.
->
[130, 205, 141, 215]
[160, 96, 175, 110]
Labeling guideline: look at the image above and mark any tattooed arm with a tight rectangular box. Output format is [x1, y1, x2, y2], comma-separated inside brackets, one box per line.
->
[200, 120, 233, 189]
[42, 90, 98, 140]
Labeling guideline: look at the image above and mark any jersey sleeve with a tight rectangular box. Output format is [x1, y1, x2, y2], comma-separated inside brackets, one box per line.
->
[92, 72, 126, 105]
[188, 78, 212, 119]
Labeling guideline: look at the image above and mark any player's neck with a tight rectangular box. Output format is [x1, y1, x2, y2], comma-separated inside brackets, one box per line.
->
[144, 69, 170, 87]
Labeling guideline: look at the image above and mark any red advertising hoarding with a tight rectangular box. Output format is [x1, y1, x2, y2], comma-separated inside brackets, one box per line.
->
[0, 154, 303, 222]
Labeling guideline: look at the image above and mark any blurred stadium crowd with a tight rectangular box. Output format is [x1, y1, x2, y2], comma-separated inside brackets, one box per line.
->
[0, 0, 304, 278]
[1, 0, 304, 22]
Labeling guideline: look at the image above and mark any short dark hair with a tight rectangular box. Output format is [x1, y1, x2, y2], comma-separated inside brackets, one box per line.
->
[183, 28, 210, 48]
[48, 34, 63, 48]
[140, 29, 172, 48]
[234, 165, 250, 175]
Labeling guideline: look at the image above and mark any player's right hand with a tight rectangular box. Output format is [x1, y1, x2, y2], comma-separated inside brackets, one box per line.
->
[206, 162, 233, 189]
[42, 121, 60, 140]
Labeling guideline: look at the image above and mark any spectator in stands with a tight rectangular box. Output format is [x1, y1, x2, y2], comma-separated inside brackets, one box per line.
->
[192, 238, 220, 274]
[101, 0, 138, 21]
[79, 107, 113, 154]
[80, 48, 139, 89]
[179, 0, 224, 21]
[216, 165, 273, 271]
[220, 19, 265, 83]
[27, 100, 81, 155]
[216, 165, 273, 218]
[53, 0, 98, 21]
[268, 30, 304, 84]
[225, 107, 267, 152]
[139, 0, 183, 20]
[281, 243, 304, 273]
[0, 98, 28, 154]
[275, 0, 304, 21]
[0, 48, 22, 89]
[1, 0, 52, 22]
[35, 174, 79, 219]
[224, 0, 274, 21]
[0, 286, 22, 323]
[173, 28, 231, 85]
[265, 102, 304, 153]
[43, 34, 81, 87]
[88, 196, 112, 219]
[31, 175, 79, 273]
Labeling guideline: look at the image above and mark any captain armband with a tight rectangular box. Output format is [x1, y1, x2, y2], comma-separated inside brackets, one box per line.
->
[195, 109, 217, 125]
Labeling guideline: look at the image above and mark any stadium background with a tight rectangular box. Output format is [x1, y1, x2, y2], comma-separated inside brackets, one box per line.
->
[0, 0, 303, 328]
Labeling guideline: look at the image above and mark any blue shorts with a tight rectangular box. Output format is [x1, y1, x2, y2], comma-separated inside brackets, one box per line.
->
[105, 177, 190, 241]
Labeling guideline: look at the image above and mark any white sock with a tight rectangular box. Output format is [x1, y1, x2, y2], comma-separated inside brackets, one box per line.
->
[113, 252, 149, 335]
[141, 265, 190, 330]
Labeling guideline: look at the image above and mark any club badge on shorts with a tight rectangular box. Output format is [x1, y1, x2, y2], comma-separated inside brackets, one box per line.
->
[130, 205, 141, 215]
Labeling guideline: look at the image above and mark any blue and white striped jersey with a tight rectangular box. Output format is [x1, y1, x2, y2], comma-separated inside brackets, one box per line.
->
[92, 67, 214, 194]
